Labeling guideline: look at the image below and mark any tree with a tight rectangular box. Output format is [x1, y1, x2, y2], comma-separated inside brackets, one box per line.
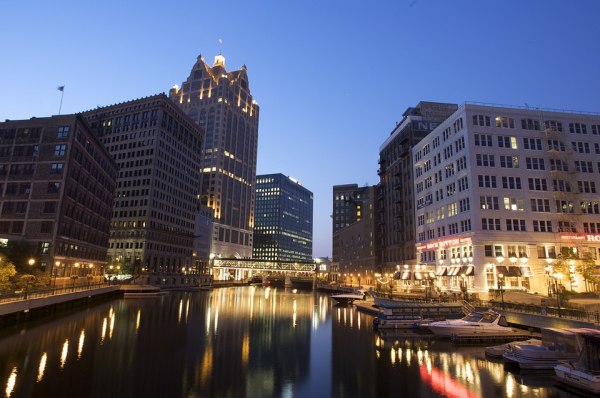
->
[0, 262, 17, 293]
[70, 274, 79, 291]
[0, 241, 38, 273]
[577, 252, 599, 293]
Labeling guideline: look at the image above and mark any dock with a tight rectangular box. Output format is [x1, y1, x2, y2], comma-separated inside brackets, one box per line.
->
[450, 332, 536, 346]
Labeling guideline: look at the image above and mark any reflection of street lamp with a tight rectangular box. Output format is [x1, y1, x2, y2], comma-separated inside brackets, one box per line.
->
[498, 273, 505, 309]
[358, 273, 361, 288]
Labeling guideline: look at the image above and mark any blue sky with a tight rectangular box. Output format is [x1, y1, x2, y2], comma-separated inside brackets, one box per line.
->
[2, 1, 599, 258]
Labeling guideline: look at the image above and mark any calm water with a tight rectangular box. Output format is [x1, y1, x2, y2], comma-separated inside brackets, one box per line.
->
[0, 287, 574, 398]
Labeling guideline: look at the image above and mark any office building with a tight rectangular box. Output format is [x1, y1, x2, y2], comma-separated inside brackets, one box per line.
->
[332, 184, 378, 286]
[377, 101, 458, 277]
[253, 174, 313, 262]
[82, 94, 206, 286]
[0, 115, 117, 282]
[170, 53, 259, 259]
[412, 103, 600, 298]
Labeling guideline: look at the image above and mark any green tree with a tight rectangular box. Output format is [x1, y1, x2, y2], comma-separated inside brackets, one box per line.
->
[0, 241, 38, 273]
[0, 262, 17, 293]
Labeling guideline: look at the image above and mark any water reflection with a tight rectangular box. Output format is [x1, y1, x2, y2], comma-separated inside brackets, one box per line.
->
[0, 288, 569, 398]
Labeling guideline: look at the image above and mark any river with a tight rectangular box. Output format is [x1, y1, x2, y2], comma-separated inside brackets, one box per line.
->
[0, 286, 574, 397]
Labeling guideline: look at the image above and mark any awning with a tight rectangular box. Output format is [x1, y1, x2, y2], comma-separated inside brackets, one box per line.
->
[464, 266, 475, 276]
[401, 271, 411, 280]
[393, 271, 402, 280]
[449, 267, 461, 276]
[436, 267, 447, 276]
[507, 266, 522, 277]
[459, 266, 470, 275]
[414, 272, 423, 280]
[496, 266, 509, 276]
[426, 271, 436, 280]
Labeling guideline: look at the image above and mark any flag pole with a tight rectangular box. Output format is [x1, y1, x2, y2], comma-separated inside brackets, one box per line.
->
[57, 86, 65, 115]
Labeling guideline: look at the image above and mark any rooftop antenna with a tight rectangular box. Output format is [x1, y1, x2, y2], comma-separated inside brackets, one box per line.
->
[219, 39, 222, 54]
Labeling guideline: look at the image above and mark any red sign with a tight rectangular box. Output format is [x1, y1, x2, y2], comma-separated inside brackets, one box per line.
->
[420, 236, 472, 250]
[560, 234, 600, 241]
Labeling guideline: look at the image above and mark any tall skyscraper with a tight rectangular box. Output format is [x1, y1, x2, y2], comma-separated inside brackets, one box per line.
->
[253, 174, 313, 262]
[82, 94, 207, 286]
[170, 54, 259, 259]
[0, 115, 117, 282]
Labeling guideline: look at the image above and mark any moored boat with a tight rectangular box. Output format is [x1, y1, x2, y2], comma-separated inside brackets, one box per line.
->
[503, 328, 600, 370]
[427, 309, 516, 338]
[330, 289, 369, 304]
[372, 302, 463, 330]
[554, 333, 600, 394]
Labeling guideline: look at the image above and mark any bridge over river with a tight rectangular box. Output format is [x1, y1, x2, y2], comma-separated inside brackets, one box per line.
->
[212, 258, 317, 283]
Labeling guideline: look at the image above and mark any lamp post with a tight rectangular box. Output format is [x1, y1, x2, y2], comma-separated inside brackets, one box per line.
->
[498, 273, 505, 309]
[554, 272, 563, 317]
[545, 258, 553, 297]
[374, 271, 381, 293]
[350, 273, 353, 288]
[357, 273, 361, 288]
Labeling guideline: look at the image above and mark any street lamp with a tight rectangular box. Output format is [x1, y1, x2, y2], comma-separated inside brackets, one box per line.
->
[350, 274, 353, 288]
[545, 258, 554, 297]
[357, 273, 361, 288]
[498, 273, 505, 309]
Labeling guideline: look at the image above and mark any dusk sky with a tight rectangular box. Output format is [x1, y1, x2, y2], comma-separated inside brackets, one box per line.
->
[2, 1, 599, 258]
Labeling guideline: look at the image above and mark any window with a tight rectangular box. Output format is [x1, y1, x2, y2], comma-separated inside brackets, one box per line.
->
[459, 198, 470, 213]
[521, 119, 540, 130]
[437, 207, 445, 220]
[458, 177, 469, 192]
[473, 115, 491, 127]
[448, 223, 459, 235]
[455, 136, 465, 152]
[442, 127, 452, 141]
[47, 182, 60, 194]
[424, 177, 432, 189]
[569, 123, 587, 134]
[426, 211, 434, 224]
[54, 144, 66, 156]
[456, 156, 467, 171]
[476, 154, 495, 167]
[581, 201, 600, 214]
[448, 203, 457, 217]
[547, 140, 566, 151]
[57, 126, 70, 138]
[453, 118, 463, 133]
[502, 176, 522, 190]
[433, 136, 440, 148]
[558, 221, 576, 232]
[572, 141, 590, 154]
[578, 181, 597, 193]
[418, 214, 425, 226]
[550, 159, 568, 171]
[496, 116, 515, 129]
[523, 138, 543, 150]
[480, 196, 499, 210]
[555, 200, 574, 213]
[575, 161, 593, 173]
[553, 180, 571, 192]
[41, 221, 53, 233]
[443, 146, 453, 160]
[474, 134, 493, 147]
[528, 178, 548, 191]
[498, 136, 517, 148]
[584, 222, 600, 233]
[504, 197, 524, 211]
[500, 155, 519, 168]
[537, 245, 557, 259]
[445, 164, 455, 178]
[525, 157, 545, 170]
[506, 219, 526, 231]
[438, 226, 446, 237]
[461, 219, 472, 232]
[531, 198, 550, 212]
[50, 163, 64, 174]
[15, 202, 27, 213]
[592, 125, 600, 135]
[482, 218, 501, 231]
[478, 175, 497, 188]
[424, 160, 431, 172]
[545, 120, 563, 132]
[43, 202, 57, 213]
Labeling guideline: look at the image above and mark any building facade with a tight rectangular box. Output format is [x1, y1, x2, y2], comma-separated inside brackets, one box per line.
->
[0, 115, 117, 283]
[170, 54, 259, 259]
[82, 94, 206, 286]
[332, 184, 378, 286]
[377, 102, 458, 278]
[412, 103, 600, 298]
[253, 174, 313, 262]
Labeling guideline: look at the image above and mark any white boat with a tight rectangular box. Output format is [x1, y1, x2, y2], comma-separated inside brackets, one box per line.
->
[554, 333, 600, 394]
[330, 289, 369, 304]
[427, 309, 516, 338]
[485, 338, 541, 358]
[503, 328, 600, 370]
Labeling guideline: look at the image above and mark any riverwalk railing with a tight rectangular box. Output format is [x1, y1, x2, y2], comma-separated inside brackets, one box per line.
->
[0, 282, 117, 304]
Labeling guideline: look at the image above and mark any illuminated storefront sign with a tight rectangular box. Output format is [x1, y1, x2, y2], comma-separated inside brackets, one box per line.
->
[416, 236, 472, 250]
[560, 234, 600, 242]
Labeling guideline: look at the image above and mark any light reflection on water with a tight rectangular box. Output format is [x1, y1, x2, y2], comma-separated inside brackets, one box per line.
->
[0, 287, 569, 398]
